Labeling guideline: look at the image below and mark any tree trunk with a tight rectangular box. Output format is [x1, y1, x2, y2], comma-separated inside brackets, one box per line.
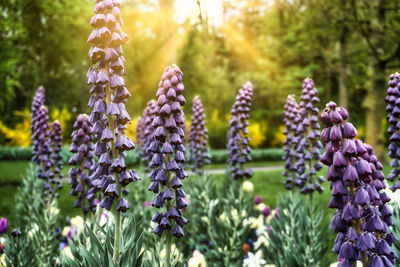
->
[364, 0, 386, 161]
[338, 28, 348, 109]
[365, 59, 386, 161]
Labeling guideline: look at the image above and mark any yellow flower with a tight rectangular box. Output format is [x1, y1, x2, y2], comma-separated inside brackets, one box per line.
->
[242, 181, 254, 193]
[0, 253, 5, 267]
[70, 216, 84, 233]
[62, 246, 74, 259]
[188, 250, 206, 267]
[248, 121, 267, 148]
[255, 203, 266, 213]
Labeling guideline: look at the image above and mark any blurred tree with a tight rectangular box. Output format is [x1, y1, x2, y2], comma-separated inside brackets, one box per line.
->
[351, 0, 400, 160]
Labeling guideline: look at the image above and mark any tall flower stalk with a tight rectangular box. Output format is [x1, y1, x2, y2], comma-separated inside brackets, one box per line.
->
[30, 86, 63, 202]
[30, 86, 45, 139]
[188, 95, 210, 174]
[227, 81, 254, 180]
[136, 99, 157, 168]
[295, 78, 324, 195]
[86, 0, 139, 264]
[69, 114, 97, 219]
[148, 65, 188, 267]
[282, 95, 301, 189]
[385, 73, 400, 190]
[48, 121, 64, 197]
[320, 101, 398, 266]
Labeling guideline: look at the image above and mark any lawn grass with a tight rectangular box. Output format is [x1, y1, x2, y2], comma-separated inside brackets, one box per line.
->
[0, 160, 396, 265]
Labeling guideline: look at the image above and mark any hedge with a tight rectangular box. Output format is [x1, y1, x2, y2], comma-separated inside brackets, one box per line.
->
[0, 146, 284, 164]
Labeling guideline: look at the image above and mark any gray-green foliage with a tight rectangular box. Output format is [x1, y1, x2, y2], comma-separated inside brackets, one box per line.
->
[185, 173, 253, 267]
[5, 165, 60, 266]
[62, 213, 144, 267]
[263, 193, 327, 267]
[389, 202, 400, 258]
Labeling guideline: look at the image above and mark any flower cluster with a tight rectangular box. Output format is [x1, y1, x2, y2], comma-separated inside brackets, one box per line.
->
[47, 121, 64, 196]
[385, 73, 400, 191]
[227, 81, 254, 180]
[188, 95, 211, 174]
[136, 99, 157, 168]
[69, 114, 98, 214]
[295, 78, 324, 194]
[282, 95, 301, 189]
[87, 0, 139, 212]
[30, 86, 45, 139]
[320, 101, 398, 266]
[148, 65, 188, 238]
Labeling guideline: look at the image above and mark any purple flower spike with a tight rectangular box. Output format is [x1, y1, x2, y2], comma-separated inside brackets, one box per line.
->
[149, 65, 188, 238]
[227, 82, 254, 180]
[319, 101, 397, 265]
[282, 95, 301, 189]
[188, 96, 211, 174]
[30, 95, 62, 198]
[294, 78, 323, 194]
[30, 86, 45, 138]
[136, 100, 157, 169]
[385, 73, 400, 191]
[69, 114, 98, 214]
[87, 0, 139, 212]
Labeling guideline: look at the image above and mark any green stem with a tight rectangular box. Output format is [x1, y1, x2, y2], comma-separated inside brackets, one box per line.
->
[113, 209, 121, 265]
[165, 154, 172, 267]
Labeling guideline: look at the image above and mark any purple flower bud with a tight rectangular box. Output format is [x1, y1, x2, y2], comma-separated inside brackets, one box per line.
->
[0, 218, 7, 234]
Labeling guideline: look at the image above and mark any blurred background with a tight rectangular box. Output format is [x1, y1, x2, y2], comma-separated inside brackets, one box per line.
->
[1, 0, 400, 159]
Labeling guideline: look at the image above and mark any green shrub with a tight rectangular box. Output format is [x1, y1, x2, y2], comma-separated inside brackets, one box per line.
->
[262, 193, 327, 267]
[5, 166, 60, 266]
[0, 146, 284, 164]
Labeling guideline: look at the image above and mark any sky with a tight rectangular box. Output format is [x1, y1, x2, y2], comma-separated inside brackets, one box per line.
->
[174, 0, 223, 26]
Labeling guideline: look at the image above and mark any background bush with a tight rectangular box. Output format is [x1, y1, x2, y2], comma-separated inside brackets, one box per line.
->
[0, 146, 284, 164]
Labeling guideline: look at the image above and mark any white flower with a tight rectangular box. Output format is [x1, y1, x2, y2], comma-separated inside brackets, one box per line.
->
[219, 212, 228, 222]
[243, 181, 254, 193]
[0, 254, 5, 267]
[385, 188, 400, 207]
[243, 251, 266, 267]
[188, 250, 207, 267]
[28, 223, 39, 238]
[201, 216, 210, 224]
[330, 261, 362, 267]
[70, 216, 84, 233]
[254, 233, 270, 250]
[62, 246, 74, 259]
[231, 209, 239, 221]
[255, 203, 266, 213]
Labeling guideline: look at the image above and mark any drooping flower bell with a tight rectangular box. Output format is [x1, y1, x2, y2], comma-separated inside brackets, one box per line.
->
[282, 95, 301, 189]
[136, 99, 157, 168]
[227, 81, 254, 180]
[69, 114, 98, 214]
[148, 65, 188, 238]
[320, 101, 398, 266]
[295, 78, 324, 194]
[188, 95, 211, 174]
[87, 0, 139, 212]
[385, 73, 400, 191]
